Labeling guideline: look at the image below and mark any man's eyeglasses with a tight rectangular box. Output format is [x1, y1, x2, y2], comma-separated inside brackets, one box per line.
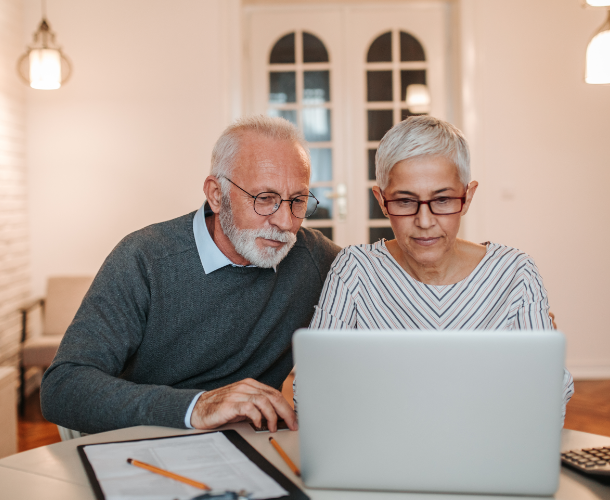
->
[221, 177, 319, 219]
[383, 195, 466, 216]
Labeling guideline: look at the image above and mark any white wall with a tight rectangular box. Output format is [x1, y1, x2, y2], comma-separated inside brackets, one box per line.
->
[461, 0, 610, 378]
[0, 0, 29, 368]
[25, 0, 240, 296]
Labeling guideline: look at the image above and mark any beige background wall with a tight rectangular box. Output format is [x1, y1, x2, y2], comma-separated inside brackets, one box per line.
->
[24, 0, 240, 296]
[21, 0, 610, 377]
[461, 0, 610, 377]
[0, 0, 28, 369]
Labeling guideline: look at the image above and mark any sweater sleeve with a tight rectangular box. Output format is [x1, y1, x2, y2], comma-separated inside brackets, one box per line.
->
[40, 237, 202, 434]
[514, 257, 574, 426]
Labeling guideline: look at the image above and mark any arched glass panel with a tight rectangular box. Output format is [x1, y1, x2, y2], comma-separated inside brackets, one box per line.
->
[365, 29, 428, 242]
[267, 31, 334, 235]
[270, 33, 295, 64]
[367, 31, 392, 62]
[303, 32, 329, 63]
[400, 31, 425, 61]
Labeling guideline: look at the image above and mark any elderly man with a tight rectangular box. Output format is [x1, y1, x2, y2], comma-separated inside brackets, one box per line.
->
[41, 115, 340, 434]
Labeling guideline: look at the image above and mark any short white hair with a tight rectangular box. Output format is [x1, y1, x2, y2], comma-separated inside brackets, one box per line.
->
[376, 116, 471, 190]
[210, 115, 309, 193]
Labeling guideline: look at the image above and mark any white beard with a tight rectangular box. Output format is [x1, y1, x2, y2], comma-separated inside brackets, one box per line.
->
[218, 194, 297, 268]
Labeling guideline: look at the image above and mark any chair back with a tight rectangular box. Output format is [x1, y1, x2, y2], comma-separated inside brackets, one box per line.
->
[43, 276, 94, 336]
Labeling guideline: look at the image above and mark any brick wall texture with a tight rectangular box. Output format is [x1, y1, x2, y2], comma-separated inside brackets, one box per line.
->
[0, 0, 29, 369]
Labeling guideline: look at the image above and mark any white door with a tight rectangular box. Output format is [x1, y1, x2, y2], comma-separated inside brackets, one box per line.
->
[245, 3, 449, 247]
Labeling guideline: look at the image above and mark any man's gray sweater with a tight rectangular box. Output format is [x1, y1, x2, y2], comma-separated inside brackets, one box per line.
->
[40, 211, 340, 434]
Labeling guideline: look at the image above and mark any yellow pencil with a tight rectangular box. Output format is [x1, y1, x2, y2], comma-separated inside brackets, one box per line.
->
[127, 458, 210, 490]
[269, 437, 301, 477]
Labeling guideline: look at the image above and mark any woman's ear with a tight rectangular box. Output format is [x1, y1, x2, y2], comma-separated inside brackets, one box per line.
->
[203, 176, 223, 214]
[461, 180, 479, 217]
[371, 186, 389, 218]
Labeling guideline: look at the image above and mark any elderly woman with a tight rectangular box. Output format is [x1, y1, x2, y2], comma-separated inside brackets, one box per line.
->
[305, 115, 573, 420]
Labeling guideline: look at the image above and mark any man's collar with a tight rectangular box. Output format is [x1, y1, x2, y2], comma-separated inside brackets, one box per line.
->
[192, 203, 276, 274]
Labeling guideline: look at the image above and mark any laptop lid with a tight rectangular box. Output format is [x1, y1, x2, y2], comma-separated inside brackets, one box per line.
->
[293, 328, 565, 496]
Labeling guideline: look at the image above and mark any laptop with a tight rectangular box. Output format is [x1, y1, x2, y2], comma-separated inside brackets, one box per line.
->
[293, 328, 566, 496]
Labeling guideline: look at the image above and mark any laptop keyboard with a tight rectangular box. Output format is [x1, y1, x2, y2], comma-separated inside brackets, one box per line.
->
[561, 447, 610, 476]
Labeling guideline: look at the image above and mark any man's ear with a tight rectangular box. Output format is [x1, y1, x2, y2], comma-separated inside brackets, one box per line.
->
[371, 186, 389, 218]
[203, 176, 223, 214]
[461, 180, 479, 217]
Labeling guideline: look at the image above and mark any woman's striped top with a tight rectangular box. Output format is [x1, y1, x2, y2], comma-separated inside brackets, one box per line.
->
[305, 240, 574, 420]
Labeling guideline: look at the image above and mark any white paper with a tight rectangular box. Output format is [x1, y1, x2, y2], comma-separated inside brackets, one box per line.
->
[83, 432, 289, 500]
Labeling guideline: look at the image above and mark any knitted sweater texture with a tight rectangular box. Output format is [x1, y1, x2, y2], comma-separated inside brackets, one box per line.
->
[40, 211, 339, 434]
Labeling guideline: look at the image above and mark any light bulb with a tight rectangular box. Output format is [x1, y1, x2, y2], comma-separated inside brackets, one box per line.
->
[585, 1, 610, 7]
[585, 14, 610, 84]
[29, 48, 61, 90]
[405, 84, 431, 114]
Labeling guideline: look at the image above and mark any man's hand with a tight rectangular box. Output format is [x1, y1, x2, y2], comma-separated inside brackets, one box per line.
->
[190, 378, 297, 432]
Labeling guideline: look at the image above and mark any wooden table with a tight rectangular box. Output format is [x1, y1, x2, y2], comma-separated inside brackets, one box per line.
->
[1, 423, 609, 499]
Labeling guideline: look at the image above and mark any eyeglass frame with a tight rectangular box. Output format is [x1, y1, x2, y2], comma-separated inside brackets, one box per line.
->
[220, 177, 319, 219]
[382, 194, 467, 216]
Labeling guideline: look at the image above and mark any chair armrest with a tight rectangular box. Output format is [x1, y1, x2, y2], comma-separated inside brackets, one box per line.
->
[19, 297, 45, 314]
[19, 298, 45, 343]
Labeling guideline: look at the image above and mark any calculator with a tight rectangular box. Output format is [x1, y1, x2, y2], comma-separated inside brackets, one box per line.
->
[561, 446, 610, 476]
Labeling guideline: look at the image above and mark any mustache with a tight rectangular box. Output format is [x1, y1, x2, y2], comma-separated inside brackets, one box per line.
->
[248, 226, 297, 244]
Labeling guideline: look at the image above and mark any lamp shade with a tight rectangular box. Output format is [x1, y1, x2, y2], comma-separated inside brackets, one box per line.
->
[585, 0, 610, 6]
[29, 48, 61, 89]
[17, 18, 71, 89]
[405, 84, 431, 114]
[585, 11, 610, 84]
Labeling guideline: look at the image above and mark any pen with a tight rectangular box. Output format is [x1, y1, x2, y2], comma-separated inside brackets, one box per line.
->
[268, 437, 301, 477]
[126, 458, 210, 490]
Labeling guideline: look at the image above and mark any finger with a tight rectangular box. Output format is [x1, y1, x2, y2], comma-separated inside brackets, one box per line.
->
[237, 402, 263, 429]
[249, 394, 279, 432]
[265, 391, 298, 431]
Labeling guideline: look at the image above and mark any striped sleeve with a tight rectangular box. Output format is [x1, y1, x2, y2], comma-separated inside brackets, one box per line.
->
[517, 258, 574, 424]
[309, 249, 357, 329]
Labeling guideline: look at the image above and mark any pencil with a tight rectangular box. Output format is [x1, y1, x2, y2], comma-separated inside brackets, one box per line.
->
[126, 458, 210, 490]
[269, 437, 301, 477]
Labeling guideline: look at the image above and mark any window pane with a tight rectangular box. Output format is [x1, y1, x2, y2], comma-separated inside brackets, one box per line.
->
[368, 149, 377, 181]
[303, 32, 329, 63]
[400, 31, 425, 62]
[269, 72, 296, 104]
[267, 109, 297, 127]
[310, 148, 332, 183]
[369, 226, 395, 243]
[367, 71, 393, 102]
[401, 109, 427, 120]
[309, 187, 333, 219]
[304, 71, 330, 104]
[369, 190, 385, 219]
[303, 108, 331, 142]
[270, 33, 295, 64]
[367, 110, 393, 141]
[367, 31, 392, 62]
[311, 227, 333, 241]
[400, 70, 426, 102]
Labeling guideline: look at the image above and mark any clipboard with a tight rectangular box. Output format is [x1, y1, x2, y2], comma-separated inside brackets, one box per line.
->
[77, 430, 309, 500]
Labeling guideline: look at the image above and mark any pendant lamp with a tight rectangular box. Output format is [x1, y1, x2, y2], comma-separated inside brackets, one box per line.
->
[405, 84, 431, 114]
[17, 1, 72, 89]
[584, 1, 610, 6]
[585, 9, 610, 84]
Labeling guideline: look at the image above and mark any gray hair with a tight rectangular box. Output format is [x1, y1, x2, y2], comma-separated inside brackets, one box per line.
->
[376, 116, 471, 190]
[210, 115, 309, 193]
